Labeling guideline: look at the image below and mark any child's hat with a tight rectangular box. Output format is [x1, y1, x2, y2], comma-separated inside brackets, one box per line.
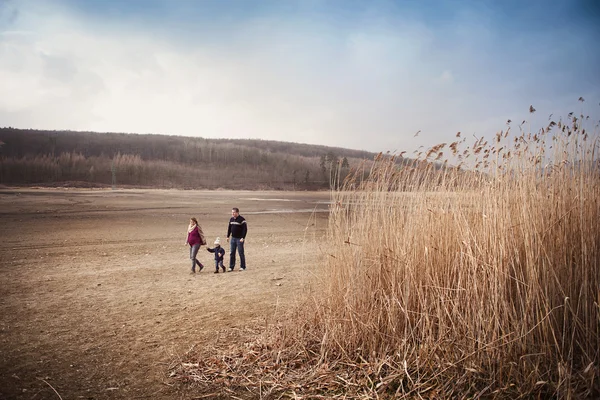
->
[214, 237, 221, 245]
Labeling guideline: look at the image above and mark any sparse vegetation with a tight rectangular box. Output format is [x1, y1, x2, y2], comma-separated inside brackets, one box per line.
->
[177, 108, 600, 398]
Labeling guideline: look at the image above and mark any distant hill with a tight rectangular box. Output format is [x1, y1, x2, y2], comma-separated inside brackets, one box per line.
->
[0, 128, 385, 190]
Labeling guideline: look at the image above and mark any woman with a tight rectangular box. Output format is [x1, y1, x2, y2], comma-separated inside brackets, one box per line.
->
[185, 217, 205, 273]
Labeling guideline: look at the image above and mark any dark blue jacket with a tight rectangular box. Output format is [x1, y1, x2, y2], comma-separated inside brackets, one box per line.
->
[227, 215, 247, 239]
[207, 245, 225, 262]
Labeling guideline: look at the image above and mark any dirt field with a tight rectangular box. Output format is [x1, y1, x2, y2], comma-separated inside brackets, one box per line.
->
[0, 188, 330, 399]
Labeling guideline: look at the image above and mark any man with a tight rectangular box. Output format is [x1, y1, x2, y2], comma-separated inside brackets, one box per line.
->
[227, 207, 247, 271]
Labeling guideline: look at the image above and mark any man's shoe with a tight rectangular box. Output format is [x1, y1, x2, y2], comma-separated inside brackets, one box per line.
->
[214, 270, 219, 274]
[239, 268, 246, 271]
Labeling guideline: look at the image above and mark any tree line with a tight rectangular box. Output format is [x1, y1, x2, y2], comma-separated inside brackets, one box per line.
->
[0, 128, 379, 190]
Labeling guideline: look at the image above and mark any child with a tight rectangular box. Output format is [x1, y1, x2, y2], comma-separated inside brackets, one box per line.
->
[207, 237, 226, 273]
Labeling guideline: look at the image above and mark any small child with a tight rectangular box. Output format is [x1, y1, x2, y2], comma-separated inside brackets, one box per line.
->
[207, 237, 226, 273]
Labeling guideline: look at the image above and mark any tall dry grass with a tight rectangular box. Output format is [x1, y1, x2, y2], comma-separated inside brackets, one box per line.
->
[304, 112, 599, 398]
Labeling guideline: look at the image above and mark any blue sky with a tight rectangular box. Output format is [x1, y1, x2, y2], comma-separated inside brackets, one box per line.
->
[1, 0, 598, 154]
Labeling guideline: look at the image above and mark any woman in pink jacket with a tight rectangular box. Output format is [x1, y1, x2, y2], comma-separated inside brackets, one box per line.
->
[185, 217, 205, 273]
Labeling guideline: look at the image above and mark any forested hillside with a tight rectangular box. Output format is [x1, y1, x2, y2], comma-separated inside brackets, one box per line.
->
[0, 128, 381, 190]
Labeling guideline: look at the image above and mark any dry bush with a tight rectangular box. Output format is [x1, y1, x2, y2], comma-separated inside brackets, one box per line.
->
[176, 110, 599, 399]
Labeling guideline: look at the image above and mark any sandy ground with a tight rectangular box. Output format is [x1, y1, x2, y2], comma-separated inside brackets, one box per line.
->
[0, 188, 330, 399]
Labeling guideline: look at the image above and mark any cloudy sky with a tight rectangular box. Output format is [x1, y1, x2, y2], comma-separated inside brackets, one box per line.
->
[1, 0, 599, 153]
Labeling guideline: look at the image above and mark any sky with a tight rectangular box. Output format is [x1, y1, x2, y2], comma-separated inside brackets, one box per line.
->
[1, 0, 599, 154]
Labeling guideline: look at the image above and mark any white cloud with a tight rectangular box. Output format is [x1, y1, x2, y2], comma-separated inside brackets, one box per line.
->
[438, 70, 453, 84]
[0, 0, 597, 155]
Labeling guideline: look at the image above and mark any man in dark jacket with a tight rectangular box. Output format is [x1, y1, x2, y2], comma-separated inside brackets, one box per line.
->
[227, 207, 247, 271]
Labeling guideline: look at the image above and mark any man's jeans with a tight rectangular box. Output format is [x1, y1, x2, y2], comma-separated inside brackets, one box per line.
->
[229, 237, 246, 270]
